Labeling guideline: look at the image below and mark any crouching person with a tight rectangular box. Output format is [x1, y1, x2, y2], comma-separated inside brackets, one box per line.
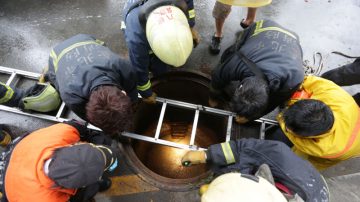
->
[181, 138, 329, 201]
[0, 123, 118, 201]
[43, 34, 137, 135]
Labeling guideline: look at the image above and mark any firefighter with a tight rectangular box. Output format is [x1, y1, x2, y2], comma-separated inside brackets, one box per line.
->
[181, 138, 329, 201]
[210, 19, 304, 124]
[1, 122, 118, 201]
[322, 58, 360, 105]
[43, 34, 137, 135]
[122, 0, 199, 104]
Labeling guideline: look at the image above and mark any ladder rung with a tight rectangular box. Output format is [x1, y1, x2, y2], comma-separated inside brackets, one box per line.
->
[55, 102, 66, 118]
[154, 102, 167, 140]
[226, 115, 233, 142]
[189, 109, 200, 146]
[6, 72, 17, 86]
[259, 122, 266, 140]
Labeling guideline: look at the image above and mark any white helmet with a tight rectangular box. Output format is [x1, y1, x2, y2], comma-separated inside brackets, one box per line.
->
[146, 5, 193, 67]
[217, 0, 272, 7]
[201, 173, 287, 202]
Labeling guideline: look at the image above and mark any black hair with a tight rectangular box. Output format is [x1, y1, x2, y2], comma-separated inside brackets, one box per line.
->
[283, 99, 334, 137]
[230, 77, 269, 121]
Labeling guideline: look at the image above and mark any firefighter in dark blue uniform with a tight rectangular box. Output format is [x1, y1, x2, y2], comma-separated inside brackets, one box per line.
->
[182, 138, 330, 201]
[44, 34, 137, 134]
[122, 0, 199, 104]
[210, 20, 304, 123]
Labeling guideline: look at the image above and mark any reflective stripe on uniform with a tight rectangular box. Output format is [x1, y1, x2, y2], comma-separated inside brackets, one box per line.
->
[188, 9, 195, 18]
[251, 20, 297, 39]
[50, 39, 104, 72]
[220, 142, 235, 164]
[137, 80, 151, 91]
[0, 82, 14, 104]
[322, 108, 360, 159]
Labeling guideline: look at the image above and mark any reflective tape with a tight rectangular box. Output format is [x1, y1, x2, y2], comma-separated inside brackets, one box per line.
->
[251, 20, 297, 39]
[188, 9, 195, 18]
[137, 80, 151, 91]
[220, 142, 235, 164]
[0, 82, 14, 104]
[51, 40, 104, 72]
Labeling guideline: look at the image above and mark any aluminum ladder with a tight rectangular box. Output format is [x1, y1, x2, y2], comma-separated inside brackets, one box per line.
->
[0, 65, 278, 151]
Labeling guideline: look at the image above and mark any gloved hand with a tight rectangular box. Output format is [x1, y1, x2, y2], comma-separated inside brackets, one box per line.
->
[191, 27, 200, 48]
[235, 115, 249, 124]
[208, 98, 219, 108]
[38, 66, 49, 83]
[181, 151, 206, 166]
[142, 92, 157, 104]
[19, 82, 61, 112]
[0, 125, 12, 147]
[64, 119, 89, 140]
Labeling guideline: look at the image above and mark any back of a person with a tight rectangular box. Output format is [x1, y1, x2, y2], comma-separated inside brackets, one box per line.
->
[280, 76, 360, 169]
[239, 20, 304, 92]
[47, 34, 131, 119]
[5, 124, 78, 201]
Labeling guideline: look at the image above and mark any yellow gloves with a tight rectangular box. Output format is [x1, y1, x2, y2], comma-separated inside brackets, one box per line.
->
[208, 98, 219, 108]
[142, 92, 157, 104]
[181, 151, 207, 166]
[235, 115, 249, 124]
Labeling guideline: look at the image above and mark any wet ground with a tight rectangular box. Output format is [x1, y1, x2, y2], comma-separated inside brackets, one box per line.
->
[1, 0, 360, 201]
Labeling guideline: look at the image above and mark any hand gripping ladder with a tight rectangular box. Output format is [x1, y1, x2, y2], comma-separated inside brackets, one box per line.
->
[0, 65, 278, 151]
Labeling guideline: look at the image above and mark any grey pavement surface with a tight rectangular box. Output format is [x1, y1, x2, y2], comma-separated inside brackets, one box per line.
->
[1, 0, 360, 201]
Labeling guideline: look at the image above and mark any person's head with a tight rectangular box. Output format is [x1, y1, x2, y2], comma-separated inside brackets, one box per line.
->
[86, 85, 133, 135]
[48, 143, 117, 189]
[231, 77, 269, 123]
[201, 173, 287, 202]
[146, 5, 193, 67]
[283, 99, 334, 137]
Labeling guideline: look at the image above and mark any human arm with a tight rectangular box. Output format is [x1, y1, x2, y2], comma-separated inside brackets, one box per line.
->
[182, 138, 329, 201]
[321, 58, 360, 86]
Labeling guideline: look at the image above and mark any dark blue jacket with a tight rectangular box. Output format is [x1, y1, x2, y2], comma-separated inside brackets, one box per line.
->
[206, 138, 329, 202]
[122, 0, 195, 98]
[46, 34, 137, 121]
[211, 20, 304, 115]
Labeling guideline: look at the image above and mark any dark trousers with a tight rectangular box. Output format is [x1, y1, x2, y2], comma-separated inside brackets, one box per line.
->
[322, 58, 360, 106]
[265, 126, 294, 148]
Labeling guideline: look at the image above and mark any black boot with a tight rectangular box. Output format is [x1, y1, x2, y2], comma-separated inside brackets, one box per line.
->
[209, 35, 222, 55]
[98, 176, 112, 192]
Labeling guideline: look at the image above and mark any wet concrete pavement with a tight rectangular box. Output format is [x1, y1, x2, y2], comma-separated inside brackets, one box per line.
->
[1, 0, 360, 201]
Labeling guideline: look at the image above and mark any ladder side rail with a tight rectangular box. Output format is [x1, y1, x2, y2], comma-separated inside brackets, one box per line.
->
[122, 132, 207, 151]
[0, 66, 41, 80]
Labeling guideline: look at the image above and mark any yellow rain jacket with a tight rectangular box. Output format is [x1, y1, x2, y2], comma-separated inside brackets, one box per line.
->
[217, 0, 272, 7]
[278, 76, 360, 170]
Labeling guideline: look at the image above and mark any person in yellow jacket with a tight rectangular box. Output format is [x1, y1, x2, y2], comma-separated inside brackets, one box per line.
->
[277, 75, 360, 170]
[209, 0, 272, 54]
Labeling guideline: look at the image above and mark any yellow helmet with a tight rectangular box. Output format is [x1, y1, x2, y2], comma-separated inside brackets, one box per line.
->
[201, 173, 287, 202]
[217, 0, 272, 7]
[146, 5, 193, 67]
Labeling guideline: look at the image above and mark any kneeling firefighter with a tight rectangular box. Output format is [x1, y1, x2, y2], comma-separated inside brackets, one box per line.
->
[0, 122, 118, 201]
[182, 138, 330, 201]
[122, 0, 198, 104]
